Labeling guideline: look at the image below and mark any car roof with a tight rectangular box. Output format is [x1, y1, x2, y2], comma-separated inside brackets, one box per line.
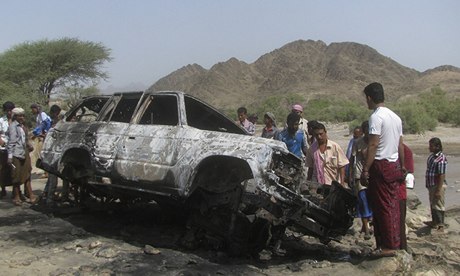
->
[112, 90, 186, 96]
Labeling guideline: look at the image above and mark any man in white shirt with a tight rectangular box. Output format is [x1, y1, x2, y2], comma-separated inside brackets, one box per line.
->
[0, 101, 15, 197]
[362, 82, 406, 258]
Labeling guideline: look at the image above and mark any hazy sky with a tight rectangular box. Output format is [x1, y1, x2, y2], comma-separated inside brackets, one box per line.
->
[1, 0, 459, 91]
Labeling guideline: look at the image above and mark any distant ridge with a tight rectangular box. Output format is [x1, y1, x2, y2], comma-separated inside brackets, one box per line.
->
[147, 40, 460, 109]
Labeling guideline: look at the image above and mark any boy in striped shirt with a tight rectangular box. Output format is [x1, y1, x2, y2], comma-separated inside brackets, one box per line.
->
[424, 137, 448, 231]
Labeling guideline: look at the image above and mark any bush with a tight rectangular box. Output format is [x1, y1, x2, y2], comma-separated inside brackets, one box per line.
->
[392, 102, 437, 134]
[0, 81, 45, 129]
[305, 98, 369, 124]
[450, 99, 460, 126]
[203, 86, 458, 134]
[248, 93, 305, 126]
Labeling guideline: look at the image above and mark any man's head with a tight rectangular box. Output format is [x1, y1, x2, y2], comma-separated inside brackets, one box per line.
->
[12, 107, 26, 123]
[248, 114, 258, 124]
[264, 112, 276, 127]
[291, 104, 303, 116]
[237, 107, 248, 123]
[312, 122, 328, 144]
[2, 101, 15, 118]
[352, 126, 363, 139]
[50, 104, 62, 118]
[307, 120, 319, 135]
[429, 137, 443, 153]
[286, 112, 300, 133]
[30, 103, 41, 115]
[363, 82, 385, 109]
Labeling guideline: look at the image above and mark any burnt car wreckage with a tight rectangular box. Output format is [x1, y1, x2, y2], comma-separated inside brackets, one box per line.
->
[38, 91, 355, 254]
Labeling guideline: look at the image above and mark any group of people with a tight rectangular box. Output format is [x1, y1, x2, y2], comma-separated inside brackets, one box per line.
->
[0, 102, 36, 205]
[237, 100, 350, 192]
[237, 82, 448, 258]
[0, 101, 67, 207]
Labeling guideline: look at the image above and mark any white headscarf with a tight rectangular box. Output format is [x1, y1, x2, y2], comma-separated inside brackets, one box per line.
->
[11, 107, 25, 116]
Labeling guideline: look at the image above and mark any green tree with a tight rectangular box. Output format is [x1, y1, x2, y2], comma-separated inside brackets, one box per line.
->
[0, 81, 42, 111]
[0, 38, 111, 105]
[60, 85, 100, 109]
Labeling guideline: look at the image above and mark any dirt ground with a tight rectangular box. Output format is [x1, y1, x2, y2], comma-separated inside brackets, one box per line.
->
[0, 124, 459, 275]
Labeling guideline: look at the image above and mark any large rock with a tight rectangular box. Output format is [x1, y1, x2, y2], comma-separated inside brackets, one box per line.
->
[359, 251, 412, 274]
[407, 190, 422, 210]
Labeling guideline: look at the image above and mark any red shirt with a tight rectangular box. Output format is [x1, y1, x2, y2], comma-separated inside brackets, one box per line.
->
[398, 144, 414, 200]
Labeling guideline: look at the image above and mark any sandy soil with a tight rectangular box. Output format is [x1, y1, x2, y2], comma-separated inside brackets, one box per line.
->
[0, 124, 459, 275]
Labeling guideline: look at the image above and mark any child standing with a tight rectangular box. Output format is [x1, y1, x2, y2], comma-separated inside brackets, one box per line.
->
[424, 137, 448, 231]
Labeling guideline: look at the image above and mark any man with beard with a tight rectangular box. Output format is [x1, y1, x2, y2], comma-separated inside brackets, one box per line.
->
[276, 112, 307, 159]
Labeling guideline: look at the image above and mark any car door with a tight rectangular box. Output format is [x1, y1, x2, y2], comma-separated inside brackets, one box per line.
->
[86, 92, 143, 175]
[114, 93, 182, 194]
[41, 96, 110, 173]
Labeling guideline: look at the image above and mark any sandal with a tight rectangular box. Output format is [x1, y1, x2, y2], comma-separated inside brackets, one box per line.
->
[28, 197, 39, 204]
[12, 200, 22, 206]
[423, 221, 437, 228]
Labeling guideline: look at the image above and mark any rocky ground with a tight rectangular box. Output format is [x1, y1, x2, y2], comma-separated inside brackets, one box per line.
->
[1, 124, 459, 275]
[1, 184, 459, 275]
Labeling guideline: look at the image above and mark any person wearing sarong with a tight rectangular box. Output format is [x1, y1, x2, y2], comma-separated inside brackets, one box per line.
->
[398, 143, 414, 250]
[362, 82, 405, 258]
[6, 107, 36, 206]
[0, 101, 15, 197]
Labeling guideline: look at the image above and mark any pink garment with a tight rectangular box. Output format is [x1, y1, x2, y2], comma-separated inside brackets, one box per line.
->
[311, 141, 326, 184]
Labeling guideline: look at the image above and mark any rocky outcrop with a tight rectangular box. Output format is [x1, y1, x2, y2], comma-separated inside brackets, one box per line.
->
[147, 40, 459, 109]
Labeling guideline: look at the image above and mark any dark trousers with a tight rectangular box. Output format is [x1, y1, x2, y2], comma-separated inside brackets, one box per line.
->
[399, 199, 407, 251]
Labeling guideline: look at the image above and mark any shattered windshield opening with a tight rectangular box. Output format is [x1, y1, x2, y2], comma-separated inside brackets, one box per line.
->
[66, 98, 109, 122]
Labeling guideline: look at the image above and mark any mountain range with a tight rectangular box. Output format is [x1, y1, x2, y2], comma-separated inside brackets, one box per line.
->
[147, 40, 460, 109]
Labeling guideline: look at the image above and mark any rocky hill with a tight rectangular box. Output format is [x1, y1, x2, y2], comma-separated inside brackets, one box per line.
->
[147, 40, 460, 109]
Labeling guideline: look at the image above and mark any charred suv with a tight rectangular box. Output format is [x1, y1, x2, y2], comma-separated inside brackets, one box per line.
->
[39, 91, 355, 253]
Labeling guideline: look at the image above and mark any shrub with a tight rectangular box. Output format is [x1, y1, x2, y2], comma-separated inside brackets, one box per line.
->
[392, 102, 437, 134]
